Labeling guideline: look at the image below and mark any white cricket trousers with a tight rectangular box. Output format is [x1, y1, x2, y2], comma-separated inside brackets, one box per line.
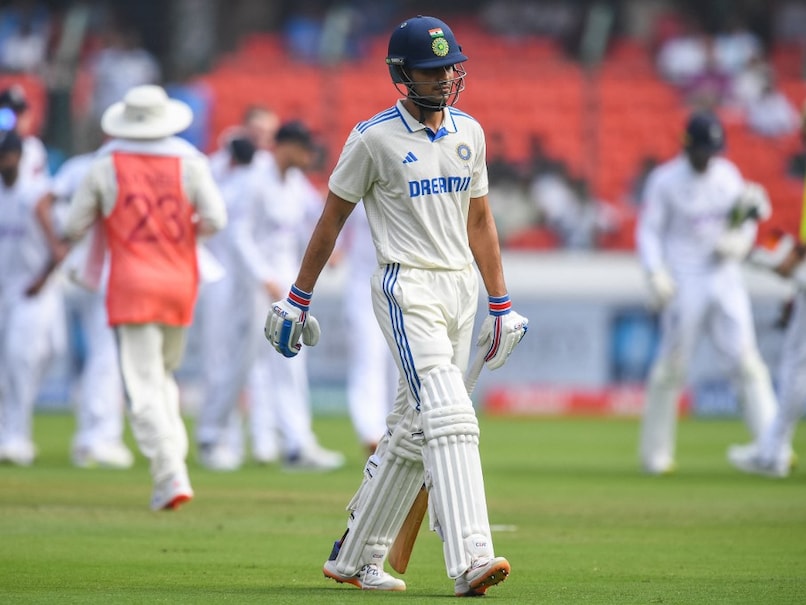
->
[370, 263, 478, 409]
[0, 288, 66, 448]
[760, 289, 806, 459]
[194, 274, 256, 451]
[66, 285, 125, 451]
[115, 323, 189, 482]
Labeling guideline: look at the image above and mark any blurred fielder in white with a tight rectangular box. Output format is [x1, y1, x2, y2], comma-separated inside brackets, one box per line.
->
[636, 110, 777, 475]
[234, 121, 344, 471]
[35, 152, 134, 469]
[0, 129, 62, 466]
[194, 135, 262, 471]
[264, 15, 527, 596]
[728, 105, 806, 478]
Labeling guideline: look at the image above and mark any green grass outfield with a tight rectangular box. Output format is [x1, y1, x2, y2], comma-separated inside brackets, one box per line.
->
[2, 413, 805, 604]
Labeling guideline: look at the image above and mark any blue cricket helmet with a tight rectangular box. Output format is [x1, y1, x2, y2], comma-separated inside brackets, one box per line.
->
[386, 15, 468, 109]
[684, 111, 725, 153]
[386, 15, 467, 79]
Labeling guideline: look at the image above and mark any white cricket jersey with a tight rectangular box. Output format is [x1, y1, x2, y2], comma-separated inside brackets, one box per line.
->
[21, 135, 49, 182]
[636, 154, 749, 276]
[206, 149, 263, 274]
[233, 159, 322, 286]
[0, 174, 51, 302]
[328, 99, 489, 270]
[49, 152, 96, 233]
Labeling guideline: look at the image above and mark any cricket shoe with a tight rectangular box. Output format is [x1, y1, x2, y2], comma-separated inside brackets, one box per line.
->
[283, 442, 345, 472]
[0, 440, 36, 466]
[727, 443, 790, 478]
[454, 556, 511, 597]
[642, 457, 677, 476]
[323, 560, 406, 591]
[72, 442, 134, 469]
[150, 473, 194, 511]
[198, 444, 242, 472]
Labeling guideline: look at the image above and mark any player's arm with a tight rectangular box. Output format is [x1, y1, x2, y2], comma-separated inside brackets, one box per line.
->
[467, 194, 506, 297]
[264, 190, 356, 357]
[64, 160, 105, 243]
[467, 195, 528, 370]
[34, 190, 69, 264]
[635, 172, 675, 308]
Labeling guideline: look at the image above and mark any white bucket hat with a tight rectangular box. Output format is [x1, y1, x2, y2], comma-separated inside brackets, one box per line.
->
[101, 85, 193, 139]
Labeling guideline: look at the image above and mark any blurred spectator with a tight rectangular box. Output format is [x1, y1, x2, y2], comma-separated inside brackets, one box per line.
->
[713, 16, 763, 77]
[681, 37, 731, 111]
[79, 16, 160, 151]
[745, 70, 801, 137]
[530, 158, 577, 232]
[529, 161, 617, 249]
[730, 51, 771, 107]
[655, 15, 708, 86]
[0, 0, 50, 73]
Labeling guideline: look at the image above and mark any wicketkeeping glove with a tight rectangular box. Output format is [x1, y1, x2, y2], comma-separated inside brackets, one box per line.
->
[477, 294, 528, 371]
[264, 285, 321, 358]
[646, 269, 676, 310]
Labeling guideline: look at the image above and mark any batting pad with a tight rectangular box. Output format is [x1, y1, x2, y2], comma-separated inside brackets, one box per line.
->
[420, 365, 494, 578]
[334, 422, 425, 576]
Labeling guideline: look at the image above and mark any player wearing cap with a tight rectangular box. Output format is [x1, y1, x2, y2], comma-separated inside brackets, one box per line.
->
[0, 128, 62, 465]
[64, 85, 227, 509]
[636, 110, 778, 475]
[264, 15, 527, 596]
[728, 102, 806, 478]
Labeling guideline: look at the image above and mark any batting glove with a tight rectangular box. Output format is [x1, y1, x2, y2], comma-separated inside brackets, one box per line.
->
[264, 285, 321, 358]
[477, 294, 528, 371]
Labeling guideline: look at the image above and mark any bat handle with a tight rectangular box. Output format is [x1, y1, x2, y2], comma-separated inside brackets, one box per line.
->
[464, 335, 489, 396]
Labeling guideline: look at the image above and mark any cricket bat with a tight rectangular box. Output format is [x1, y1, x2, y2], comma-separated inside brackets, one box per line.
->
[387, 342, 488, 574]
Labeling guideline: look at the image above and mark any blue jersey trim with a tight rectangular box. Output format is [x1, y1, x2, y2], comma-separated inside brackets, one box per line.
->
[448, 107, 477, 122]
[357, 107, 398, 133]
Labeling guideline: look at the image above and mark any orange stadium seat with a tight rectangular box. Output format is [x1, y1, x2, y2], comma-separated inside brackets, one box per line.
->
[193, 29, 805, 249]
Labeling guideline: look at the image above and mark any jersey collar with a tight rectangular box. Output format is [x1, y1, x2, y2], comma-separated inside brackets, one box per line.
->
[396, 99, 458, 142]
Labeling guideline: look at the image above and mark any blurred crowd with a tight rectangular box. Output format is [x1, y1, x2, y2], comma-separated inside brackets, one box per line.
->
[0, 0, 804, 255]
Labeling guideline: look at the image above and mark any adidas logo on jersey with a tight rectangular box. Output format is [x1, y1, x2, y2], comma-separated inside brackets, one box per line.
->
[402, 151, 418, 164]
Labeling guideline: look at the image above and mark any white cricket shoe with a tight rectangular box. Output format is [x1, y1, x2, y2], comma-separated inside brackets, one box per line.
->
[198, 444, 242, 471]
[72, 442, 134, 469]
[283, 442, 345, 472]
[454, 556, 511, 597]
[150, 473, 194, 511]
[727, 443, 790, 478]
[0, 440, 36, 466]
[323, 560, 406, 591]
[642, 457, 677, 476]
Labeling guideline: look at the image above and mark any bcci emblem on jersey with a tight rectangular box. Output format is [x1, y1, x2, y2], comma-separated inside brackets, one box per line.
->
[456, 143, 472, 161]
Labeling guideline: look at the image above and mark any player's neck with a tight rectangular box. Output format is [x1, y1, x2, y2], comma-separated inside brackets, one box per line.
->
[402, 99, 444, 132]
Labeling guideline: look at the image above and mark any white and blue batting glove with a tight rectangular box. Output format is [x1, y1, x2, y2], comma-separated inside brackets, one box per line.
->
[477, 294, 528, 370]
[264, 285, 321, 358]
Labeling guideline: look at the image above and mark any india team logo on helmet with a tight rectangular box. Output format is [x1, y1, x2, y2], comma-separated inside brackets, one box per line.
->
[386, 15, 468, 109]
